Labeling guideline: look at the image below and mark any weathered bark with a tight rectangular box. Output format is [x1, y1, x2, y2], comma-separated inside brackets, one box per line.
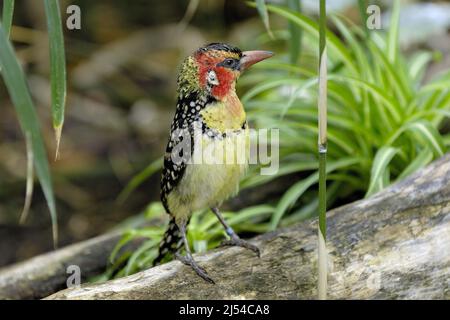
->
[43, 154, 450, 300]
[0, 231, 137, 300]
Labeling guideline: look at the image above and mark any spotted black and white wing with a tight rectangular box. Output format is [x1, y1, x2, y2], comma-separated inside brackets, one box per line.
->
[160, 92, 213, 214]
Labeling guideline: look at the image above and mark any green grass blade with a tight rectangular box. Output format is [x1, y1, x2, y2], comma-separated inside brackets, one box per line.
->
[208, 205, 274, 234]
[2, 0, 14, 38]
[252, 60, 315, 77]
[397, 148, 433, 181]
[270, 158, 359, 230]
[241, 77, 304, 103]
[124, 239, 158, 276]
[367, 41, 411, 105]
[409, 51, 433, 85]
[443, 134, 450, 148]
[19, 133, 34, 224]
[117, 157, 164, 204]
[255, 0, 273, 38]
[366, 146, 398, 197]
[281, 77, 318, 117]
[0, 21, 58, 246]
[270, 172, 319, 231]
[330, 75, 402, 124]
[287, 0, 302, 65]
[405, 121, 445, 157]
[241, 160, 318, 189]
[358, 0, 369, 38]
[420, 79, 450, 93]
[331, 15, 372, 81]
[44, 0, 67, 160]
[260, 3, 358, 74]
[178, 0, 200, 28]
[281, 181, 343, 226]
[109, 232, 136, 263]
[387, 0, 400, 64]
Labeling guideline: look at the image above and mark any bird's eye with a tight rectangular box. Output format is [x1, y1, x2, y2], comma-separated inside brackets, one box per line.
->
[219, 58, 238, 69]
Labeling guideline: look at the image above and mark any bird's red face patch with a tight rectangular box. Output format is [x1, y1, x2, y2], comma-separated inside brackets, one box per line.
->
[195, 50, 240, 100]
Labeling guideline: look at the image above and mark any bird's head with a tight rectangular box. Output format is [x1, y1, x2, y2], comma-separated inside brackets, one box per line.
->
[177, 43, 273, 100]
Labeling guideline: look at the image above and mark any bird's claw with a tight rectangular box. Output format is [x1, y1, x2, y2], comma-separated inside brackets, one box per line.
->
[175, 252, 215, 284]
[220, 235, 261, 258]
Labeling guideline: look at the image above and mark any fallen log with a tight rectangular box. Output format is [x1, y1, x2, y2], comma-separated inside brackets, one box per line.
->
[0, 231, 132, 300]
[44, 154, 450, 299]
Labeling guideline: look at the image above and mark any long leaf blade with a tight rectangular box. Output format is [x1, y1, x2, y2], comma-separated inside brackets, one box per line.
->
[387, 0, 400, 64]
[0, 20, 58, 245]
[397, 148, 433, 181]
[117, 157, 164, 204]
[270, 158, 359, 230]
[44, 0, 67, 160]
[2, 0, 14, 38]
[405, 121, 445, 157]
[366, 146, 398, 197]
[255, 0, 273, 38]
[287, 0, 302, 65]
[19, 133, 34, 224]
[261, 3, 358, 74]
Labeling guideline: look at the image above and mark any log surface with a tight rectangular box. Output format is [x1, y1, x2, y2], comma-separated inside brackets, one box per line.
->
[43, 154, 450, 300]
[0, 231, 131, 300]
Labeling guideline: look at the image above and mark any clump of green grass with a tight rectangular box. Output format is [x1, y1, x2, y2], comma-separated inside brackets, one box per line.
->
[242, 2, 450, 228]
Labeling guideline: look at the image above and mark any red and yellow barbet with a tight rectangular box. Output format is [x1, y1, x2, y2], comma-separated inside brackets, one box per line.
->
[154, 43, 273, 283]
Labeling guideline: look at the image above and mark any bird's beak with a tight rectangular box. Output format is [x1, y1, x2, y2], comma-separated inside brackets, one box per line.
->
[240, 50, 274, 71]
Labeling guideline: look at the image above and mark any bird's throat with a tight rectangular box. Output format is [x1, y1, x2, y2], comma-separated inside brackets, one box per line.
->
[200, 92, 246, 132]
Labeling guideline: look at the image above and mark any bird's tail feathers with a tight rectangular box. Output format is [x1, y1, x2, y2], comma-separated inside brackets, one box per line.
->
[153, 217, 183, 266]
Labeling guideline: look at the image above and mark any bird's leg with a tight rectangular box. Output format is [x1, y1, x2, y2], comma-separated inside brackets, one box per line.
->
[211, 207, 260, 257]
[175, 220, 215, 284]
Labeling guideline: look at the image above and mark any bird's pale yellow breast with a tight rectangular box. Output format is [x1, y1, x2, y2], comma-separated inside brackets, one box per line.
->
[200, 92, 246, 132]
[167, 126, 249, 222]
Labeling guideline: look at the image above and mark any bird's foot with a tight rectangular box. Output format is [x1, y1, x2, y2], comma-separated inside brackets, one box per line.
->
[220, 234, 260, 258]
[175, 252, 215, 284]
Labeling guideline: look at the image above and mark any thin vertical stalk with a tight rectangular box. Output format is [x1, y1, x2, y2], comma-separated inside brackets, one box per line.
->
[317, 0, 328, 300]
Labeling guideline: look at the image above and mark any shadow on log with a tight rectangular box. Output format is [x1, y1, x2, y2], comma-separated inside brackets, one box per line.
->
[2, 154, 450, 299]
